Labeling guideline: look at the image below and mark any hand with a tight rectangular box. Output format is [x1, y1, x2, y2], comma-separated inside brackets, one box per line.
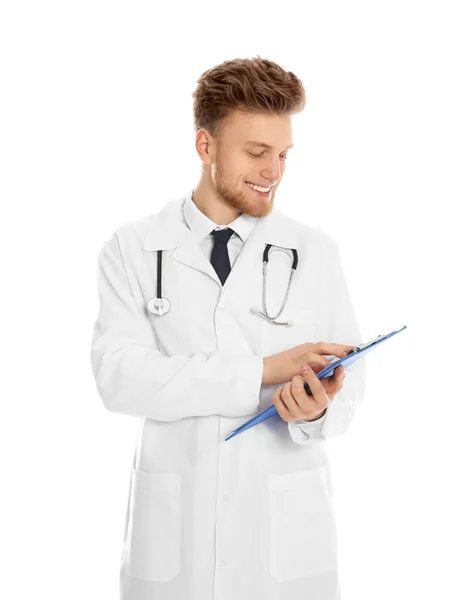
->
[301, 360, 347, 401]
[263, 341, 356, 386]
[272, 363, 346, 423]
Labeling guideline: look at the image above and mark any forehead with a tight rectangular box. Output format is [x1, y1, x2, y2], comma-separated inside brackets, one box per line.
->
[223, 110, 293, 148]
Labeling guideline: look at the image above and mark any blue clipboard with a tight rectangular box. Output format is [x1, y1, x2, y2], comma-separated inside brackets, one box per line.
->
[225, 324, 407, 441]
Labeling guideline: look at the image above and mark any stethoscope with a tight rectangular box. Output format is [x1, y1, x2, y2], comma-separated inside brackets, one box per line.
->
[146, 249, 171, 316]
[147, 244, 299, 327]
[250, 244, 298, 327]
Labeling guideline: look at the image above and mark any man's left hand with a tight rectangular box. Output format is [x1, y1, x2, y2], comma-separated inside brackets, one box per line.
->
[272, 363, 346, 422]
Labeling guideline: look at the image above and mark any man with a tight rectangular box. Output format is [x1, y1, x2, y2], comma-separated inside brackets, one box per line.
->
[91, 56, 366, 600]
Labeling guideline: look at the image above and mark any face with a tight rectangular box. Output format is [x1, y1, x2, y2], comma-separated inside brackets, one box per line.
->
[201, 110, 293, 218]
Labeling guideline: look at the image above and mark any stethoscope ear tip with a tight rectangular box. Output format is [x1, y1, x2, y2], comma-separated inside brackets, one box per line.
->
[286, 320, 294, 327]
[251, 306, 260, 314]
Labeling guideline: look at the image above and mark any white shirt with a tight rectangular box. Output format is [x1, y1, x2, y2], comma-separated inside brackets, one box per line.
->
[181, 188, 260, 268]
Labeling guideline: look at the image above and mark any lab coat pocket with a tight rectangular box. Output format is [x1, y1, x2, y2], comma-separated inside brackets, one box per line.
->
[267, 465, 337, 581]
[122, 468, 182, 582]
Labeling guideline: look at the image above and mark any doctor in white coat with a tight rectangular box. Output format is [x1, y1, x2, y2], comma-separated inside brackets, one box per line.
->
[90, 56, 366, 600]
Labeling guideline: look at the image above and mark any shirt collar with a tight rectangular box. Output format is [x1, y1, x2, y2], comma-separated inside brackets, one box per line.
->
[182, 188, 260, 244]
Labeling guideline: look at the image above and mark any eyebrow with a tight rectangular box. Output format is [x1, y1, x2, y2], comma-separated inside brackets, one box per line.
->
[244, 141, 294, 150]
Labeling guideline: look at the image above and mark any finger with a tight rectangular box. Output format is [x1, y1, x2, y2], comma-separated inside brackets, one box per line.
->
[326, 364, 346, 386]
[291, 375, 330, 421]
[333, 344, 357, 353]
[301, 354, 344, 378]
[315, 342, 352, 358]
[307, 362, 327, 375]
[304, 353, 330, 369]
[274, 385, 293, 421]
[291, 375, 315, 413]
[322, 365, 345, 395]
[301, 366, 328, 411]
[332, 364, 345, 379]
[281, 381, 299, 417]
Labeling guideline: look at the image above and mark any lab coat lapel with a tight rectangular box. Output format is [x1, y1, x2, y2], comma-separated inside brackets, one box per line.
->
[142, 193, 299, 289]
[143, 196, 219, 284]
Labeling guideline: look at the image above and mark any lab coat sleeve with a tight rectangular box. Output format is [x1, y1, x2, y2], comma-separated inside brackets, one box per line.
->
[90, 233, 263, 420]
[288, 412, 327, 443]
[287, 237, 366, 444]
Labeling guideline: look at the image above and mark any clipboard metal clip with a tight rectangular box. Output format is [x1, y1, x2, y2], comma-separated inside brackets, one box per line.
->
[348, 334, 384, 355]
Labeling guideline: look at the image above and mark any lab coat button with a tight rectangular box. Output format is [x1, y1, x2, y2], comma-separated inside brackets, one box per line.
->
[220, 561, 226, 566]
[223, 495, 229, 501]
[218, 305, 225, 312]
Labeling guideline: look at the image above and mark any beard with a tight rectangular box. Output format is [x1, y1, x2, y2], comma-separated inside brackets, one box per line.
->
[213, 159, 275, 219]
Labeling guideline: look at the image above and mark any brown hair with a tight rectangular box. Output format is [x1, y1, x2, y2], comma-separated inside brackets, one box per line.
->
[191, 55, 306, 138]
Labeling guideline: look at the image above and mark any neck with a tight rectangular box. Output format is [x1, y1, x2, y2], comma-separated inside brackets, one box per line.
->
[192, 179, 241, 226]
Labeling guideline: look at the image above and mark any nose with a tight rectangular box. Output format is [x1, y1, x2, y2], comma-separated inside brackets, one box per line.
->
[261, 156, 283, 184]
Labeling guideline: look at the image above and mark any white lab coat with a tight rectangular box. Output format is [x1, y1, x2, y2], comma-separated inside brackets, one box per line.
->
[90, 190, 366, 600]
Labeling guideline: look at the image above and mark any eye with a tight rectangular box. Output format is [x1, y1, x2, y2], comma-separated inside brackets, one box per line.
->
[247, 152, 288, 160]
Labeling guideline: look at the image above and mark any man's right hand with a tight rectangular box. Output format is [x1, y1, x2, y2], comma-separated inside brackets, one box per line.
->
[262, 342, 356, 386]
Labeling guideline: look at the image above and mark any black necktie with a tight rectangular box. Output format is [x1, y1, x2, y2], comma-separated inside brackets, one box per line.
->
[210, 227, 234, 285]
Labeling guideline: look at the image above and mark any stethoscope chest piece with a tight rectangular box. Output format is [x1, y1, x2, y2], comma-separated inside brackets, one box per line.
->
[147, 296, 171, 316]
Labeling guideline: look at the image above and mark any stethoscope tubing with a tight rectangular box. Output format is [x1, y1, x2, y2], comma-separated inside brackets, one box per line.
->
[147, 245, 299, 325]
[260, 245, 298, 324]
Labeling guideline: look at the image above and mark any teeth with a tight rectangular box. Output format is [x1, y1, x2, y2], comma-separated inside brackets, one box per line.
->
[246, 182, 271, 193]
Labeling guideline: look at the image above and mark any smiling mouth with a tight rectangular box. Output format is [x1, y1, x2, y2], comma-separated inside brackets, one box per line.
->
[245, 182, 274, 193]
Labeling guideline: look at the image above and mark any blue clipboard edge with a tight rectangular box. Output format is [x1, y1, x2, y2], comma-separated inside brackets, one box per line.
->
[225, 324, 407, 441]
[316, 324, 407, 380]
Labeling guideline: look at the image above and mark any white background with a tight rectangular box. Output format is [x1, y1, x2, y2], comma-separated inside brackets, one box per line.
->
[1, 1, 464, 598]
